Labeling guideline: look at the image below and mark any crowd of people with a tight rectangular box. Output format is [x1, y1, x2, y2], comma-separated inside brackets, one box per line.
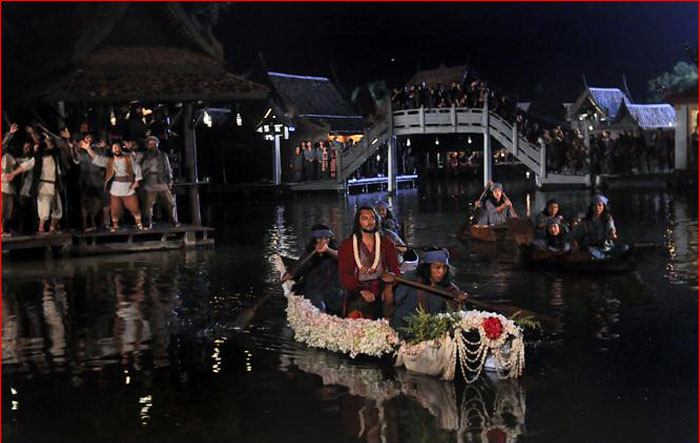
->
[289, 140, 338, 182]
[1, 105, 179, 237]
[391, 77, 678, 177]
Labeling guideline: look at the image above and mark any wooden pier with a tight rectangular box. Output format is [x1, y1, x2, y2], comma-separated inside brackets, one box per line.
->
[1, 224, 214, 259]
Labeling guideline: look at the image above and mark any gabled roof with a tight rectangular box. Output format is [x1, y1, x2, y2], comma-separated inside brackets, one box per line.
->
[567, 87, 631, 121]
[407, 64, 469, 88]
[267, 71, 360, 119]
[3, 3, 264, 105]
[614, 102, 676, 130]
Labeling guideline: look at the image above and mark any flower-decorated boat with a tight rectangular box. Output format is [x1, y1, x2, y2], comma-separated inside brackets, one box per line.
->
[271, 254, 526, 382]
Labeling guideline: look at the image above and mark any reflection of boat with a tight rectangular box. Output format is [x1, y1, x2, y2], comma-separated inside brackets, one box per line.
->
[284, 347, 526, 441]
[272, 254, 525, 383]
[519, 244, 636, 273]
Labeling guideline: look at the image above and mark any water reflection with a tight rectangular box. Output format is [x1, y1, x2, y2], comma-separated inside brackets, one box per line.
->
[283, 348, 527, 442]
[1, 184, 697, 443]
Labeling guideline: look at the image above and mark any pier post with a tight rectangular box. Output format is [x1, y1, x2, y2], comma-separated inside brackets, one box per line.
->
[675, 105, 688, 170]
[273, 134, 282, 185]
[512, 121, 519, 156]
[183, 102, 202, 226]
[387, 102, 397, 195]
[482, 95, 492, 187]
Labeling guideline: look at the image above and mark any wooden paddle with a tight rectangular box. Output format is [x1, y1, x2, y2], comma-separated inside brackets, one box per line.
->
[389, 275, 561, 331]
[230, 251, 317, 330]
[501, 190, 520, 217]
[283, 250, 317, 281]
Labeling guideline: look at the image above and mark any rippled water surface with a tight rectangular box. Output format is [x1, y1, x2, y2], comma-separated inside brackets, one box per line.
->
[2, 178, 697, 443]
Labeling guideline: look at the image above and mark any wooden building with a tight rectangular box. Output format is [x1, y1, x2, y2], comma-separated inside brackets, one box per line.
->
[2, 2, 268, 225]
[255, 70, 367, 184]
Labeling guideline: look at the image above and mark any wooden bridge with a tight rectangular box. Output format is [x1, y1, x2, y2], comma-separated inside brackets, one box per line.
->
[291, 99, 590, 193]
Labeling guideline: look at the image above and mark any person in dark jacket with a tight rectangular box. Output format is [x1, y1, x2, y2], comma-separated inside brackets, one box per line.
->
[391, 248, 467, 331]
[282, 224, 344, 316]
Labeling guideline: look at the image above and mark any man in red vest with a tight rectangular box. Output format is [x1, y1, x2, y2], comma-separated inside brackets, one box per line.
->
[338, 206, 401, 320]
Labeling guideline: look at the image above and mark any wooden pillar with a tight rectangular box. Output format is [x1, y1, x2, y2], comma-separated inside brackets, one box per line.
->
[450, 104, 457, 132]
[482, 95, 492, 188]
[388, 135, 397, 195]
[183, 102, 201, 226]
[539, 140, 547, 179]
[387, 101, 397, 195]
[273, 135, 282, 185]
[512, 121, 518, 156]
[419, 106, 425, 133]
[675, 105, 688, 170]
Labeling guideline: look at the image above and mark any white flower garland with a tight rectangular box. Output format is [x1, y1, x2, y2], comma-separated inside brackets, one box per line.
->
[271, 254, 525, 381]
[286, 294, 399, 358]
[352, 232, 381, 273]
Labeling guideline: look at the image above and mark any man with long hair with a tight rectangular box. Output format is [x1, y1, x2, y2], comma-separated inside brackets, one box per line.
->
[338, 206, 401, 320]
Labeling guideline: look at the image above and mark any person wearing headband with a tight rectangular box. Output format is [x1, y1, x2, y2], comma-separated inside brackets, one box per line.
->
[475, 182, 516, 226]
[531, 217, 572, 253]
[391, 248, 467, 331]
[534, 198, 568, 239]
[282, 224, 343, 315]
[573, 194, 627, 258]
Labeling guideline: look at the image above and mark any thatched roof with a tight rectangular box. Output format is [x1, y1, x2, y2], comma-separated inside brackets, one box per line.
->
[567, 87, 631, 120]
[614, 102, 676, 130]
[2, 3, 267, 105]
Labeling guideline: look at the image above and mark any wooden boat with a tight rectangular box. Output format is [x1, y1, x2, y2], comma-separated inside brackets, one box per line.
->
[468, 224, 511, 242]
[459, 217, 534, 244]
[271, 254, 525, 382]
[519, 244, 637, 273]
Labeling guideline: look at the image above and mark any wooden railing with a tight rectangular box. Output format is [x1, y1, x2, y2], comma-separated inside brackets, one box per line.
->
[336, 105, 588, 187]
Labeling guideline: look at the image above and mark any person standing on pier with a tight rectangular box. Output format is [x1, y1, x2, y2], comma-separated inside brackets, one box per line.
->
[140, 136, 178, 228]
[1, 123, 19, 235]
[79, 140, 144, 231]
[338, 206, 401, 320]
[6, 133, 65, 233]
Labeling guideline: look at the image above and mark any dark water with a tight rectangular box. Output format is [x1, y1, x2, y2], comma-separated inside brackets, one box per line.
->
[2, 178, 698, 443]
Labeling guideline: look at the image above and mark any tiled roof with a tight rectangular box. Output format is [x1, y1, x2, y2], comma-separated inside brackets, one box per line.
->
[268, 72, 357, 117]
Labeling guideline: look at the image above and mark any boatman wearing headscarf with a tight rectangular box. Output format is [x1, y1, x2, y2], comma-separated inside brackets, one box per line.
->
[475, 182, 516, 225]
[338, 206, 402, 320]
[390, 248, 468, 331]
[282, 224, 344, 316]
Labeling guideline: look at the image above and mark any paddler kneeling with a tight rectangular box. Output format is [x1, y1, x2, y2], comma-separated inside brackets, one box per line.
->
[338, 206, 402, 320]
[388, 248, 468, 331]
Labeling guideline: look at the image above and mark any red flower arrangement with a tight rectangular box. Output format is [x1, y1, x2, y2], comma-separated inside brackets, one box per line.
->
[482, 317, 504, 340]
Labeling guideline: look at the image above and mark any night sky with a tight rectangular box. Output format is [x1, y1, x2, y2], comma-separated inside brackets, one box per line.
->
[215, 2, 698, 116]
